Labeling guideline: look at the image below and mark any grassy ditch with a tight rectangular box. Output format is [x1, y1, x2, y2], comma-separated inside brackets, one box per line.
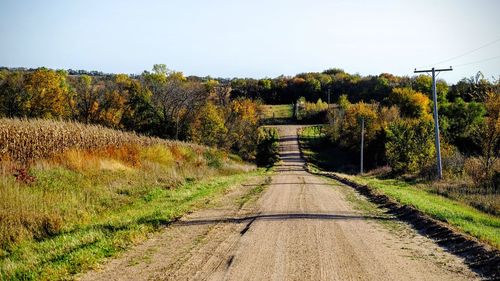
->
[334, 173, 500, 249]
[0, 160, 263, 280]
[299, 126, 500, 249]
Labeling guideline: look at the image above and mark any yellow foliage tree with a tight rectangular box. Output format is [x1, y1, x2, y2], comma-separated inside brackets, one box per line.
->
[341, 102, 379, 148]
[23, 68, 70, 118]
[189, 102, 227, 147]
[390, 87, 431, 120]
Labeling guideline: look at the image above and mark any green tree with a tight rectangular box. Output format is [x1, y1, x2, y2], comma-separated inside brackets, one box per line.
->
[440, 98, 485, 153]
[0, 70, 25, 117]
[386, 119, 435, 174]
[189, 102, 227, 147]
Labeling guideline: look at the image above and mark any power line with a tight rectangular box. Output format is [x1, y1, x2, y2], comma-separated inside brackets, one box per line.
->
[419, 36, 500, 68]
[453, 54, 500, 68]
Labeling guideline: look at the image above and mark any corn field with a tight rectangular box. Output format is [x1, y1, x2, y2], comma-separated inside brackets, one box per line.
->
[0, 118, 205, 165]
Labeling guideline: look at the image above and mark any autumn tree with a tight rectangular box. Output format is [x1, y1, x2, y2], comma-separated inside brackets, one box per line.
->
[468, 92, 500, 190]
[189, 102, 227, 147]
[23, 68, 70, 118]
[68, 75, 101, 123]
[386, 119, 435, 174]
[389, 87, 431, 119]
[223, 98, 261, 159]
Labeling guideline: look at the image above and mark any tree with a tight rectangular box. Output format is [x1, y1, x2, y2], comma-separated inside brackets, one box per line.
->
[340, 102, 378, 149]
[389, 87, 431, 119]
[117, 76, 154, 134]
[0, 70, 25, 117]
[68, 75, 100, 123]
[476, 93, 500, 177]
[23, 68, 70, 118]
[440, 98, 485, 153]
[386, 119, 435, 174]
[223, 98, 260, 159]
[189, 102, 227, 147]
[142, 66, 200, 138]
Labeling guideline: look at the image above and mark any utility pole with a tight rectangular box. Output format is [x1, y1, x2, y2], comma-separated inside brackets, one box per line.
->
[360, 117, 364, 174]
[414, 66, 453, 179]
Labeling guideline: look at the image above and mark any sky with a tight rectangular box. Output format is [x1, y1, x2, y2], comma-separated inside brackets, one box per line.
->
[0, 0, 499, 83]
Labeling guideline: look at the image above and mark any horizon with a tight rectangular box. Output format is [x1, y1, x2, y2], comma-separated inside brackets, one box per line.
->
[1, 0, 499, 83]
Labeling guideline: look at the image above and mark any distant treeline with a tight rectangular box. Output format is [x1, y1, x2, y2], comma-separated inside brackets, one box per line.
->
[1, 65, 498, 160]
[226, 69, 499, 105]
[3, 66, 498, 105]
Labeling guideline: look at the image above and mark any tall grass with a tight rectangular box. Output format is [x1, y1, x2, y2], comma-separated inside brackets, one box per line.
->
[0, 118, 257, 280]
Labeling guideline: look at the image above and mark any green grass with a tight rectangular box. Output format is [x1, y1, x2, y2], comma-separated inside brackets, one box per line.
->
[339, 174, 500, 249]
[0, 169, 266, 280]
[260, 104, 293, 120]
[236, 176, 272, 208]
[298, 126, 500, 249]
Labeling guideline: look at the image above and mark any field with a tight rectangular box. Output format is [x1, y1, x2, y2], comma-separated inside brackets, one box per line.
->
[260, 105, 293, 124]
[0, 119, 261, 280]
[298, 126, 500, 249]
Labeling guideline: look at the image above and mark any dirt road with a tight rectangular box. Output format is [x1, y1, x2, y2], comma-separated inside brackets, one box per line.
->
[80, 125, 478, 281]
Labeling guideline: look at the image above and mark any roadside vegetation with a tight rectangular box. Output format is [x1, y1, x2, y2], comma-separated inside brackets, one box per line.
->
[299, 126, 500, 249]
[0, 119, 265, 280]
[300, 82, 499, 209]
[256, 127, 280, 167]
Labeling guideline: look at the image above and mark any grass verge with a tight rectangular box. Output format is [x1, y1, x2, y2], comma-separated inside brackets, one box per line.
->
[336, 173, 500, 249]
[0, 169, 265, 280]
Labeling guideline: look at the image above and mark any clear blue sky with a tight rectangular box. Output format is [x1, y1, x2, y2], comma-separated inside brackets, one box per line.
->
[1, 0, 499, 83]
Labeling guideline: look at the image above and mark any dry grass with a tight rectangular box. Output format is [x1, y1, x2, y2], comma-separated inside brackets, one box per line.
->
[0, 118, 254, 253]
[0, 118, 203, 166]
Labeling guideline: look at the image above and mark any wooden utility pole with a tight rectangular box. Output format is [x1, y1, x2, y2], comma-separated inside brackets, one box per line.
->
[414, 67, 453, 179]
[360, 117, 364, 174]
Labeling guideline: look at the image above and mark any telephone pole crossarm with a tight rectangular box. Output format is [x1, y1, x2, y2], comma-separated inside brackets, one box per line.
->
[414, 67, 453, 73]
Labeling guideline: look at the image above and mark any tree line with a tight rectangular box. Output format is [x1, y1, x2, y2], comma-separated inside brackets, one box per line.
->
[1, 65, 498, 169]
[0, 65, 261, 161]
[324, 84, 499, 192]
[228, 69, 499, 105]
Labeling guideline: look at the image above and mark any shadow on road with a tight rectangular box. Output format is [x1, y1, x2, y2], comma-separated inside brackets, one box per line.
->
[176, 212, 393, 227]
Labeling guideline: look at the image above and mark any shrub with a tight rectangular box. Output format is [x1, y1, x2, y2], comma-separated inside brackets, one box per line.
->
[203, 149, 225, 168]
[256, 127, 279, 167]
[296, 97, 328, 123]
[441, 145, 466, 177]
[385, 119, 435, 174]
[464, 156, 500, 192]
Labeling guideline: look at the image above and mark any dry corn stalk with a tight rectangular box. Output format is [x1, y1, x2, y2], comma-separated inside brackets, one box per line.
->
[0, 118, 205, 165]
